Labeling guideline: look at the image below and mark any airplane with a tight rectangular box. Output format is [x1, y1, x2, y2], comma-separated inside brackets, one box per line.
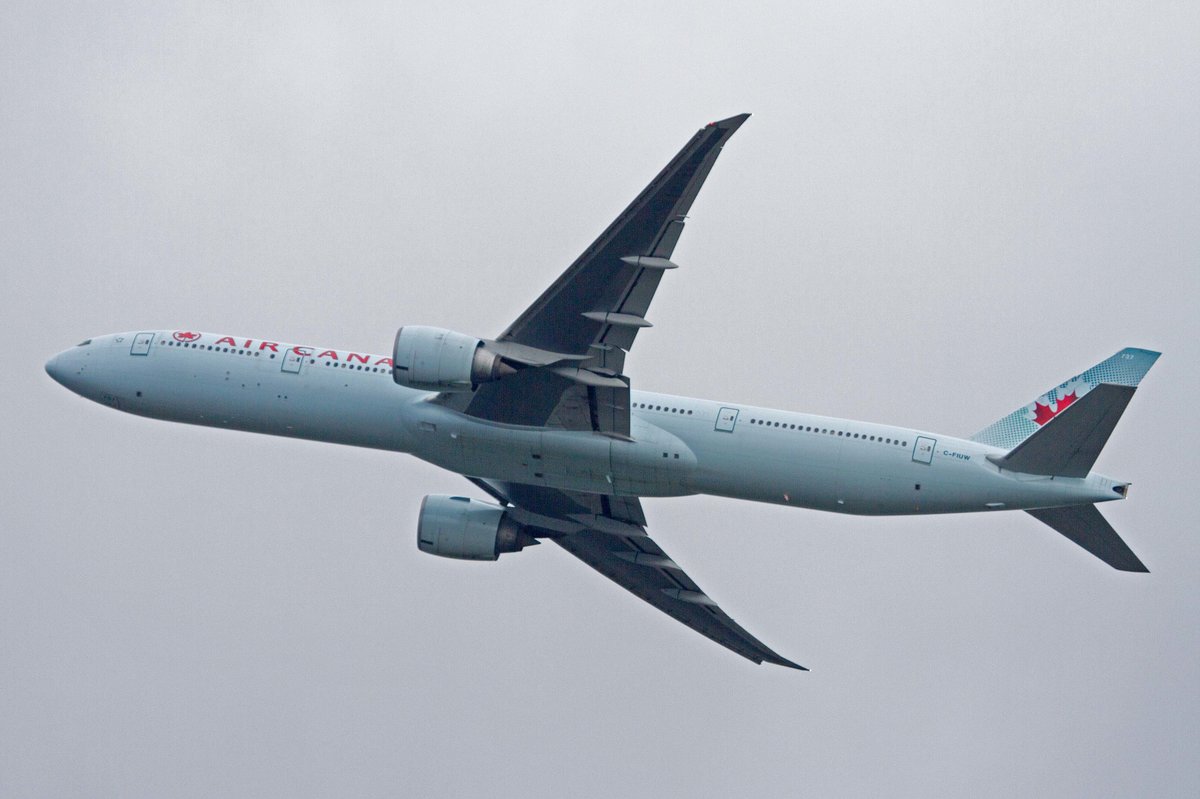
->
[45, 114, 1159, 670]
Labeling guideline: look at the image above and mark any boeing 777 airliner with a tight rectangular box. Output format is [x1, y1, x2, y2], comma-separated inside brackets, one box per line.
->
[45, 115, 1158, 669]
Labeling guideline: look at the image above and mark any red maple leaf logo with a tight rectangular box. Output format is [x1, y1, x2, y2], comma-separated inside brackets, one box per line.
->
[1033, 391, 1077, 425]
[173, 331, 201, 342]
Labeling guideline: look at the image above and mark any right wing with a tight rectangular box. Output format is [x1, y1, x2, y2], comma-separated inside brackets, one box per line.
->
[446, 115, 750, 438]
[469, 478, 805, 670]
[494, 114, 749, 358]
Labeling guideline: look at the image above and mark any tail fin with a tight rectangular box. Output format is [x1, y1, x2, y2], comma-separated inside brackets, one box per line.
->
[1027, 504, 1148, 572]
[971, 348, 1160, 451]
[989, 383, 1136, 477]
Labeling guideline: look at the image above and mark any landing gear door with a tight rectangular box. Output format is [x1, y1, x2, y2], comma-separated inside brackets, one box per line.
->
[281, 348, 305, 374]
[130, 332, 155, 356]
[715, 407, 739, 433]
[913, 436, 936, 464]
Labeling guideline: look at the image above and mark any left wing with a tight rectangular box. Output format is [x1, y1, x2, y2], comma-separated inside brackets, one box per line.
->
[469, 478, 805, 670]
[447, 115, 750, 438]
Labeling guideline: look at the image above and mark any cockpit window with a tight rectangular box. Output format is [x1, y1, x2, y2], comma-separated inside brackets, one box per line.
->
[76, 339, 92, 346]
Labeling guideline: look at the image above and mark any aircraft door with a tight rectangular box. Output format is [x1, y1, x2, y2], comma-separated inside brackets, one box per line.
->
[913, 436, 936, 464]
[281, 348, 305, 374]
[715, 407, 739, 432]
[130, 332, 155, 355]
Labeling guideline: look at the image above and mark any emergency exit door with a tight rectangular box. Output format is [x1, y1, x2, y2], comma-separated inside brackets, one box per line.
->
[129, 332, 155, 355]
[281, 349, 305, 374]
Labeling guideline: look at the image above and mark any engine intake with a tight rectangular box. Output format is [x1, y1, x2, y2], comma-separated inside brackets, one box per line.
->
[392, 326, 512, 392]
[417, 495, 537, 561]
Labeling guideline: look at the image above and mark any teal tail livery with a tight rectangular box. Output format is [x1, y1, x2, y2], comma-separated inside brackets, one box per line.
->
[970, 348, 1160, 450]
[45, 116, 1165, 668]
[972, 347, 1160, 572]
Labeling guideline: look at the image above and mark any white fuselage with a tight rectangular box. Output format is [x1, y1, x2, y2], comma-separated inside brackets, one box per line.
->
[46, 331, 1127, 516]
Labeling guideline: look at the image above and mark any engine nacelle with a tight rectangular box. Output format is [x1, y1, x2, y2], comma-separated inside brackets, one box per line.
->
[416, 495, 537, 561]
[393, 326, 510, 392]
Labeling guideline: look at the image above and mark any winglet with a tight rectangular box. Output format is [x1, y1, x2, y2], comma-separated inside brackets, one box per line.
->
[708, 113, 751, 131]
[762, 653, 809, 671]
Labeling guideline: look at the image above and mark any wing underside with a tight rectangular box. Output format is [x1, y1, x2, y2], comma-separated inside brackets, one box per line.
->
[470, 479, 804, 670]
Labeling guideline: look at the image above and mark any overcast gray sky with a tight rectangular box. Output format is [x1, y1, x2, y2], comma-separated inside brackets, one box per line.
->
[3, 2, 1198, 796]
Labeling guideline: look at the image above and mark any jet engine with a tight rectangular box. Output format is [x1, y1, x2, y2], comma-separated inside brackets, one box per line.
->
[393, 326, 513, 391]
[416, 495, 538, 561]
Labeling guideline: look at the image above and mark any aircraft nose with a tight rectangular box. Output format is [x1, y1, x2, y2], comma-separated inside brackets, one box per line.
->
[45, 353, 64, 385]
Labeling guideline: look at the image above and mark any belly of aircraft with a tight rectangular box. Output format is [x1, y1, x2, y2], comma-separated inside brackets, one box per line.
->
[406, 406, 700, 497]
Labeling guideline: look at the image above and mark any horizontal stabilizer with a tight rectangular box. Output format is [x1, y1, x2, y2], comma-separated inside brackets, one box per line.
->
[1027, 504, 1148, 572]
[989, 383, 1135, 477]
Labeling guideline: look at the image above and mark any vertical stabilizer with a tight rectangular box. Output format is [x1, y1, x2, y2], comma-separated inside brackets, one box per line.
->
[989, 383, 1136, 477]
[971, 348, 1159, 450]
